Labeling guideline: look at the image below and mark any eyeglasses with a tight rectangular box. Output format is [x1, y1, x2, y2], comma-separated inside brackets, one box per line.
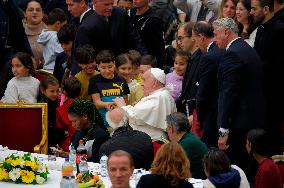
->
[177, 35, 190, 41]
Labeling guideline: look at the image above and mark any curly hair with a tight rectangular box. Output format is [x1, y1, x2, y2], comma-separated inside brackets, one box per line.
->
[68, 99, 105, 128]
[151, 142, 191, 186]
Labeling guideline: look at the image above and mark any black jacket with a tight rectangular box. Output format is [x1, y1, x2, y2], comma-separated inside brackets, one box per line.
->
[137, 174, 194, 188]
[218, 38, 265, 130]
[129, 8, 166, 68]
[99, 126, 154, 169]
[74, 7, 147, 56]
[176, 49, 202, 115]
[196, 43, 225, 146]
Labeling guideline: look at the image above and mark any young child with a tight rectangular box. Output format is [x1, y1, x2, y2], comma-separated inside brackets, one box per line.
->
[0, 52, 40, 103]
[166, 50, 189, 100]
[128, 50, 142, 84]
[53, 24, 76, 84]
[56, 77, 81, 151]
[37, 8, 67, 73]
[139, 54, 157, 75]
[75, 45, 100, 100]
[39, 75, 64, 152]
[116, 53, 143, 106]
[88, 50, 130, 128]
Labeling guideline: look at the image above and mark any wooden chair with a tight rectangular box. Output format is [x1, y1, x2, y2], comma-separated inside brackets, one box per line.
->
[0, 100, 48, 154]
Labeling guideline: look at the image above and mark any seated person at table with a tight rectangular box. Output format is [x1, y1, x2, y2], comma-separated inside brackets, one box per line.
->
[246, 129, 282, 188]
[68, 99, 109, 162]
[56, 77, 81, 152]
[203, 147, 250, 188]
[75, 45, 99, 100]
[99, 107, 154, 170]
[39, 75, 65, 151]
[136, 142, 194, 188]
[107, 150, 134, 188]
[88, 50, 130, 128]
[1, 52, 40, 103]
[166, 112, 208, 179]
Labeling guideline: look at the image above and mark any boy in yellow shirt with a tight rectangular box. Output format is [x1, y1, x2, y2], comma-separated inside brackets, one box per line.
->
[75, 45, 99, 100]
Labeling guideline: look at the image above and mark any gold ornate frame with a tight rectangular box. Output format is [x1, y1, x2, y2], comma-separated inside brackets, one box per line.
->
[0, 100, 48, 154]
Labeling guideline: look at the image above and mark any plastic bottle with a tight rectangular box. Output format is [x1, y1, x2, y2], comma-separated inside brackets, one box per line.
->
[60, 175, 77, 188]
[61, 158, 73, 177]
[76, 140, 88, 173]
[100, 155, 108, 177]
[61, 158, 77, 188]
[69, 144, 76, 171]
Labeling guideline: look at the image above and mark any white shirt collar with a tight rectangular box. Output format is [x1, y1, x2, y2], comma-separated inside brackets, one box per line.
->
[80, 8, 91, 23]
[207, 41, 214, 52]
[226, 37, 241, 50]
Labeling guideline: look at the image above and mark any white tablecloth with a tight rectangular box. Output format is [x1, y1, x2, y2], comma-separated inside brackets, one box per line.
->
[0, 148, 203, 188]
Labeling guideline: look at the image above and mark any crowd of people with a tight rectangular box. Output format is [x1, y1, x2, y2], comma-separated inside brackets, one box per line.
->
[1, 0, 284, 187]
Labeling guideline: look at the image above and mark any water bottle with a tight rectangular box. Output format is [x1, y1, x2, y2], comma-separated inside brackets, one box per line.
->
[76, 140, 88, 173]
[60, 175, 77, 188]
[69, 144, 76, 171]
[79, 156, 89, 173]
[61, 158, 73, 177]
[100, 155, 108, 177]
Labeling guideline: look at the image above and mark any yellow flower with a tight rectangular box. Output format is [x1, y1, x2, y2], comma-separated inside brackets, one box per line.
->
[0, 168, 9, 181]
[11, 158, 21, 167]
[25, 161, 38, 171]
[5, 158, 13, 164]
[21, 171, 35, 184]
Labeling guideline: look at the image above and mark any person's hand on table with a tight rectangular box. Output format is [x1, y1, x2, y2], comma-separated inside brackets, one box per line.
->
[51, 144, 69, 158]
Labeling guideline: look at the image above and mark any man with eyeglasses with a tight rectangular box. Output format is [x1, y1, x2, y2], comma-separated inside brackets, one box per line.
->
[176, 22, 202, 129]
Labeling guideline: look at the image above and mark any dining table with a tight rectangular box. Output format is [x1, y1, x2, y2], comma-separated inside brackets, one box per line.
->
[0, 146, 203, 188]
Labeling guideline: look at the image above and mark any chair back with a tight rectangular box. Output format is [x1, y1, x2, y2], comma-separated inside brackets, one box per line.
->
[0, 101, 48, 154]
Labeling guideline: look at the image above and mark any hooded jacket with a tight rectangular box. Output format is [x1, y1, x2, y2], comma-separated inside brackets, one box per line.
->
[37, 29, 63, 72]
[204, 165, 250, 188]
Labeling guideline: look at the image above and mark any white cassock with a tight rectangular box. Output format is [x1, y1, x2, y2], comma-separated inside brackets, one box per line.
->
[121, 87, 177, 140]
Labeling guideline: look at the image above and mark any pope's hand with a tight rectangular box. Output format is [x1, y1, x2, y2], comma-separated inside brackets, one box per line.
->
[218, 134, 229, 150]
[113, 97, 126, 107]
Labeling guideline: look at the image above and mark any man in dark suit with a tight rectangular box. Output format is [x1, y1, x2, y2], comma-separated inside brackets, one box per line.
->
[252, 0, 284, 155]
[213, 18, 265, 171]
[176, 22, 202, 124]
[192, 21, 225, 147]
[66, 0, 94, 27]
[74, 0, 147, 61]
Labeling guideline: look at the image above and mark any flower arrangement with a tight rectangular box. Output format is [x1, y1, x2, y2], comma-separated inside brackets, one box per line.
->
[0, 153, 49, 184]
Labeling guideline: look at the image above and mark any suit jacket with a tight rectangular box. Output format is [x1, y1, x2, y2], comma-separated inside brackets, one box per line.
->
[196, 43, 225, 134]
[176, 49, 202, 115]
[74, 7, 147, 55]
[218, 38, 265, 130]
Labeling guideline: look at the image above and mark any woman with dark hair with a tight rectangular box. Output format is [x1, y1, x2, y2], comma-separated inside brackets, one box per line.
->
[203, 147, 249, 188]
[246, 129, 282, 188]
[67, 99, 109, 162]
[236, 0, 258, 45]
[24, 0, 46, 69]
[136, 142, 194, 188]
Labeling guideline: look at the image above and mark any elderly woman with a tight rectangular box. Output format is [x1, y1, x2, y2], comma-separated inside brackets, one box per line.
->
[24, 0, 46, 68]
[136, 142, 194, 188]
